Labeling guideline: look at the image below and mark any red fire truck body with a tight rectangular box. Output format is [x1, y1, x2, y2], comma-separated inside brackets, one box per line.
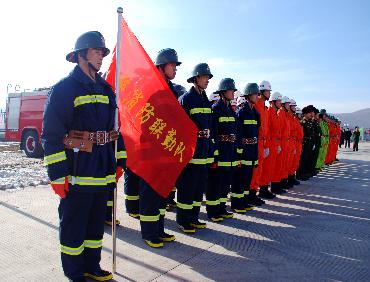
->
[5, 90, 48, 157]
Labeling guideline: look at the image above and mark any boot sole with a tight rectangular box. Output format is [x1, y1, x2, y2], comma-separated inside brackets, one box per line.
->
[84, 272, 113, 281]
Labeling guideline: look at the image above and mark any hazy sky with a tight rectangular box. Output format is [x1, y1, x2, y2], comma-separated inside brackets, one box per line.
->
[1, 0, 369, 114]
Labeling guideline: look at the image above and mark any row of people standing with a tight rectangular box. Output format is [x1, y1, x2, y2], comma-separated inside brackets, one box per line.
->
[42, 31, 341, 281]
[117, 47, 335, 251]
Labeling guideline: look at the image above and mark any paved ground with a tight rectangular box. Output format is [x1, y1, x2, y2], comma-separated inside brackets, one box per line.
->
[1, 143, 370, 282]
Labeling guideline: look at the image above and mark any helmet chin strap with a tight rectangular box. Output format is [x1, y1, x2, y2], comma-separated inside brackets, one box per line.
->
[78, 51, 98, 81]
[88, 62, 99, 73]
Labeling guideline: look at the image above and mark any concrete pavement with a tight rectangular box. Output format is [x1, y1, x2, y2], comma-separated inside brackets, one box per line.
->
[0, 143, 369, 281]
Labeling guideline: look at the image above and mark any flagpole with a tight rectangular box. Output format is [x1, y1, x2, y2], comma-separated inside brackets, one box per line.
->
[113, 6, 123, 274]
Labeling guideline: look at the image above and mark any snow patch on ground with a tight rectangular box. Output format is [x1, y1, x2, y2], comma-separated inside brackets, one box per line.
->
[0, 142, 48, 190]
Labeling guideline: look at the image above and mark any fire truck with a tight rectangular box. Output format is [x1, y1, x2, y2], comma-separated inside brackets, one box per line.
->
[4, 89, 49, 158]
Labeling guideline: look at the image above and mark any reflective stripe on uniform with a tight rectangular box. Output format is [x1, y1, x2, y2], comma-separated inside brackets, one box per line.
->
[240, 160, 253, 166]
[207, 157, 214, 164]
[230, 192, 244, 198]
[237, 148, 243, 154]
[189, 158, 208, 165]
[116, 150, 127, 159]
[255, 160, 259, 165]
[189, 108, 212, 115]
[74, 95, 109, 107]
[159, 209, 166, 216]
[214, 150, 219, 156]
[140, 214, 160, 222]
[51, 177, 65, 184]
[218, 161, 232, 167]
[68, 174, 116, 186]
[219, 117, 235, 122]
[84, 239, 102, 249]
[217, 160, 240, 167]
[219, 197, 228, 203]
[206, 200, 220, 206]
[107, 200, 113, 207]
[44, 151, 67, 166]
[60, 242, 84, 256]
[193, 201, 202, 207]
[125, 195, 139, 201]
[243, 119, 258, 125]
[177, 202, 193, 210]
[244, 191, 250, 196]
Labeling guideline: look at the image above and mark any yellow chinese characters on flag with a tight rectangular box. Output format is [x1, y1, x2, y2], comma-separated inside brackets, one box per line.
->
[106, 17, 198, 197]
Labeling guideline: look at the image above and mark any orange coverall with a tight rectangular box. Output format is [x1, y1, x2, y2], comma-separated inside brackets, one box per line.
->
[250, 98, 269, 190]
[261, 105, 281, 185]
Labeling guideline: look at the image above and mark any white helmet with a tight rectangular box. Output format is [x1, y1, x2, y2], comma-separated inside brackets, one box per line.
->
[281, 96, 290, 104]
[270, 91, 282, 101]
[237, 96, 246, 106]
[295, 107, 302, 114]
[234, 90, 242, 98]
[230, 98, 237, 106]
[259, 80, 272, 91]
[208, 93, 220, 102]
[290, 99, 297, 106]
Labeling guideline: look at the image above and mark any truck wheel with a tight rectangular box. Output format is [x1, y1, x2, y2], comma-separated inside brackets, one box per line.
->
[22, 130, 43, 158]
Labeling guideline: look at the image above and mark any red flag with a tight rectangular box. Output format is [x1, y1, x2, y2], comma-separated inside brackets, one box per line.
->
[106, 17, 198, 197]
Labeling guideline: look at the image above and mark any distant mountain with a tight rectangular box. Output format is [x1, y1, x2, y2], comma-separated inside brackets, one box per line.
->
[334, 108, 370, 128]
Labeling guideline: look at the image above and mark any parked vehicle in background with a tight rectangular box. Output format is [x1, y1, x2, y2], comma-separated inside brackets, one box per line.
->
[4, 88, 49, 158]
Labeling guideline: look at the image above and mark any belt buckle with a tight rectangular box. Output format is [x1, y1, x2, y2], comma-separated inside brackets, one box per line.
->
[205, 129, 210, 138]
[96, 131, 108, 145]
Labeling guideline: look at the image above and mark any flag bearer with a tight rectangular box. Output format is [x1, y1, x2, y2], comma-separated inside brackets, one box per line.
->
[42, 31, 123, 282]
[156, 49, 187, 211]
[136, 48, 183, 248]
[206, 78, 238, 221]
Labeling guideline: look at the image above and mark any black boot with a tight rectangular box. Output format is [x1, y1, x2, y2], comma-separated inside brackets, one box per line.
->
[285, 178, 293, 189]
[247, 190, 265, 206]
[258, 185, 276, 199]
[292, 174, 300, 185]
[84, 269, 113, 281]
[271, 182, 286, 194]
[288, 175, 300, 186]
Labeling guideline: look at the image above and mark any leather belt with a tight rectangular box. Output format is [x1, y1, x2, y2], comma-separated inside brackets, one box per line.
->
[198, 129, 210, 139]
[242, 137, 258, 145]
[218, 134, 236, 142]
[63, 130, 119, 152]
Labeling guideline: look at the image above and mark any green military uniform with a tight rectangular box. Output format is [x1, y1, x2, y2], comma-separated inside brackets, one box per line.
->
[315, 120, 329, 170]
[311, 118, 322, 174]
[297, 116, 315, 179]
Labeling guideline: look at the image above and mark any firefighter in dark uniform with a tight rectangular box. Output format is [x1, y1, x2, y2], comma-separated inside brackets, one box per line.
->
[232, 83, 260, 213]
[297, 106, 315, 180]
[155, 49, 187, 211]
[177, 63, 215, 233]
[42, 31, 124, 282]
[123, 168, 141, 218]
[206, 78, 237, 221]
[137, 48, 182, 248]
[105, 145, 126, 225]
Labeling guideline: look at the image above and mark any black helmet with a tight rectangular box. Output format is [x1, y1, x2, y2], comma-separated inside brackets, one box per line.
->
[214, 78, 237, 93]
[243, 83, 259, 96]
[187, 63, 213, 83]
[66, 31, 110, 63]
[155, 48, 181, 66]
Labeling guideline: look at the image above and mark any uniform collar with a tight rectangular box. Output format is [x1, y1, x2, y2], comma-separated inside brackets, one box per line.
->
[215, 99, 233, 114]
[70, 65, 111, 87]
